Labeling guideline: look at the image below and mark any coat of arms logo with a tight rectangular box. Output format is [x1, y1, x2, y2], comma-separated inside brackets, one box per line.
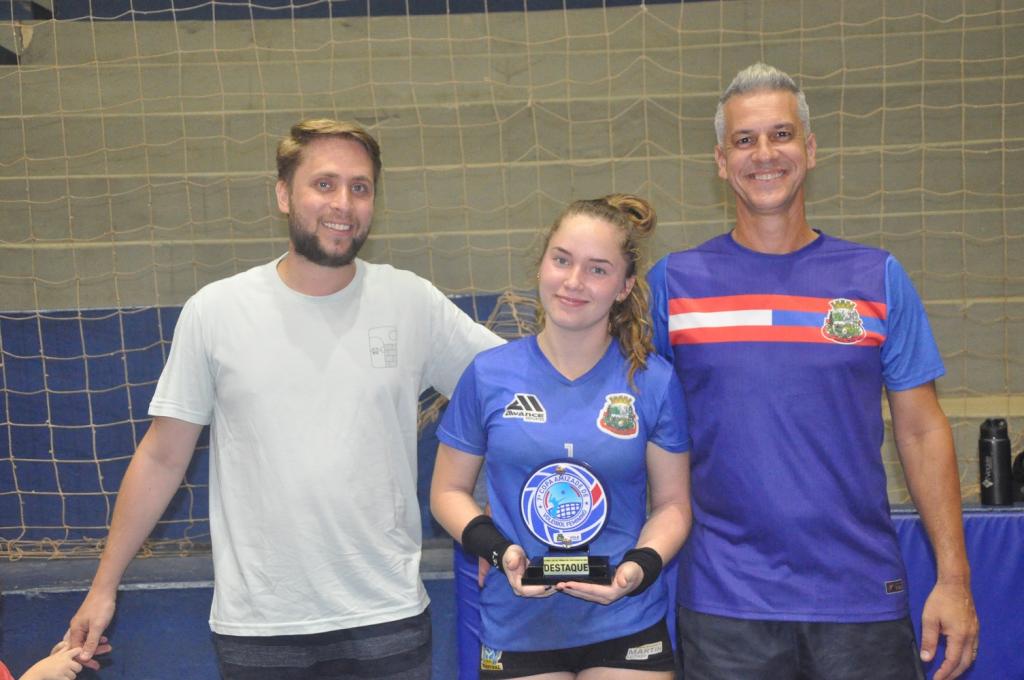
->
[821, 298, 867, 344]
[596, 393, 639, 439]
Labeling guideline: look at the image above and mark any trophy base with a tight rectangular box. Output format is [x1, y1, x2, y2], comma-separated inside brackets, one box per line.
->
[521, 554, 611, 585]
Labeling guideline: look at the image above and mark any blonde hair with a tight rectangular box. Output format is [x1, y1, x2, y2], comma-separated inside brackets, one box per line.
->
[276, 118, 382, 187]
[538, 194, 657, 390]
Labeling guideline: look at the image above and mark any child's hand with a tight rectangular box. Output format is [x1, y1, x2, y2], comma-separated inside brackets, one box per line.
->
[60, 634, 112, 672]
[20, 643, 82, 680]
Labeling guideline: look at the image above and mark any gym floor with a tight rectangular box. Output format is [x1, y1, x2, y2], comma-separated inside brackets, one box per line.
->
[0, 546, 459, 679]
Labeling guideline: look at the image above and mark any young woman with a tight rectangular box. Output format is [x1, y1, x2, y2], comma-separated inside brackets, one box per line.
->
[431, 195, 692, 680]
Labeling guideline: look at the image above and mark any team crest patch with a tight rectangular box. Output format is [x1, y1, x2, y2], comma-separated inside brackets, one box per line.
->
[821, 298, 867, 344]
[597, 393, 639, 439]
[480, 645, 504, 671]
[503, 393, 546, 423]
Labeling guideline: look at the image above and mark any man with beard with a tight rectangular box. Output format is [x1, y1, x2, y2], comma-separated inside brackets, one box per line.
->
[67, 119, 502, 679]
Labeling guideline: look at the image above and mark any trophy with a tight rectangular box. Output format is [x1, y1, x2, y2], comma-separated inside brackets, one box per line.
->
[519, 458, 612, 585]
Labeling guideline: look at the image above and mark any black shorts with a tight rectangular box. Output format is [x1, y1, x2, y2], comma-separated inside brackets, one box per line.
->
[479, 619, 676, 678]
[678, 608, 925, 680]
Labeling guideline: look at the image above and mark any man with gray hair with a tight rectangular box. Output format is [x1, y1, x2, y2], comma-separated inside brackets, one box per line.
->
[649, 63, 978, 679]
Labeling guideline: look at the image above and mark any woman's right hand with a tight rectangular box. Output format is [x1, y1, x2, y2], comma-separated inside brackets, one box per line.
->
[502, 545, 556, 598]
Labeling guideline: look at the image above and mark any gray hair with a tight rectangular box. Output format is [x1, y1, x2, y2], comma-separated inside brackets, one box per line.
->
[714, 63, 811, 145]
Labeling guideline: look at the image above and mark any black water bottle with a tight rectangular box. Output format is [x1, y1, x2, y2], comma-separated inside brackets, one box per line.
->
[979, 418, 1012, 506]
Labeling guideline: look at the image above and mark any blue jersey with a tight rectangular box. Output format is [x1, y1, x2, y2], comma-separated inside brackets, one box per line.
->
[648, 231, 944, 623]
[438, 336, 691, 651]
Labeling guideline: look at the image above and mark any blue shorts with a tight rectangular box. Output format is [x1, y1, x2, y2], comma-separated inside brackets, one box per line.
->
[678, 608, 925, 680]
[212, 608, 431, 680]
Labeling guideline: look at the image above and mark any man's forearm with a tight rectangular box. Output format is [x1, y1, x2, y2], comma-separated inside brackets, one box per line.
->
[901, 429, 970, 579]
[889, 385, 970, 580]
[90, 417, 201, 593]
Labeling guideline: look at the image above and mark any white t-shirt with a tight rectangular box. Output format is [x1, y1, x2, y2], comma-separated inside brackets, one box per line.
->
[148, 256, 502, 635]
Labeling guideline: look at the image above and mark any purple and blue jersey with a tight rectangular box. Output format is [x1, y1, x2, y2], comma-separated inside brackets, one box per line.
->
[648, 231, 943, 622]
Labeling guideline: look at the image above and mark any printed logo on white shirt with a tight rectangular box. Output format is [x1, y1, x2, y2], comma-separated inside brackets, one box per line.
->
[503, 393, 546, 423]
[368, 326, 398, 368]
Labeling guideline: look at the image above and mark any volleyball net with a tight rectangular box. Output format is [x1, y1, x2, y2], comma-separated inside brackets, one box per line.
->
[1, 0, 1022, 558]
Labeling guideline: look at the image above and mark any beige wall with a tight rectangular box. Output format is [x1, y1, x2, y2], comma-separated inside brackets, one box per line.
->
[1, 0, 1022, 500]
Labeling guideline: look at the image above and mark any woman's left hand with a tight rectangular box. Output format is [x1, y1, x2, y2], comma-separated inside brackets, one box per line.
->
[555, 560, 643, 605]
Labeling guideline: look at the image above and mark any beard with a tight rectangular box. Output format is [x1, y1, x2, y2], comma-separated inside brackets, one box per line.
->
[288, 214, 368, 268]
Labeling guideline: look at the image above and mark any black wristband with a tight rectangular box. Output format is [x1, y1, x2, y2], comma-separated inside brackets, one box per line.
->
[622, 547, 663, 597]
[461, 515, 513, 571]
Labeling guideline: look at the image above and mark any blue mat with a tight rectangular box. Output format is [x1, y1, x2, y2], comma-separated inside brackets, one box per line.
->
[1, 579, 457, 679]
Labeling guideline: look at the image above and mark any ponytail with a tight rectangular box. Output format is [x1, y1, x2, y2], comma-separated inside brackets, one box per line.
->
[602, 194, 656, 390]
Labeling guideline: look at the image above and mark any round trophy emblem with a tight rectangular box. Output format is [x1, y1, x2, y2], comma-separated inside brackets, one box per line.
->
[519, 458, 609, 550]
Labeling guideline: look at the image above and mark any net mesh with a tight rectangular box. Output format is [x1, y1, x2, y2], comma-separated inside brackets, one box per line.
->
[1, 0, 1022, 559]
